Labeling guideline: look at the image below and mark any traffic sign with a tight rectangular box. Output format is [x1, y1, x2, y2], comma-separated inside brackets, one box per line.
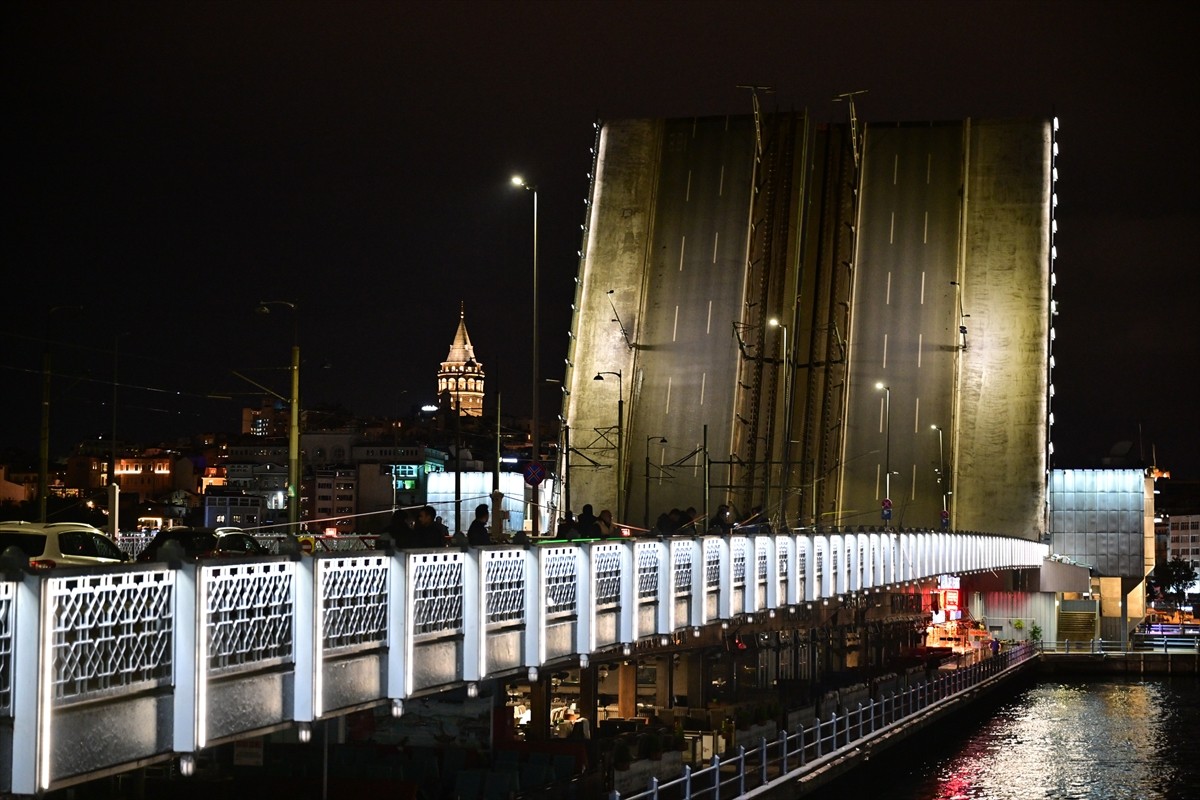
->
[882, 498, 892, 522]
[882, 498, 892, 510]
[523, 461, 547, 486]
[941, 509, 950, 530]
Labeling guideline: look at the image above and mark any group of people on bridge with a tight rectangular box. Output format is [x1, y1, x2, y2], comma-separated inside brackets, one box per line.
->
[380, 497, 778, 549]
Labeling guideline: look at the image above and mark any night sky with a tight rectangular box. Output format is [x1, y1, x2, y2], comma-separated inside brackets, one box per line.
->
[4, 1, 1196, 478]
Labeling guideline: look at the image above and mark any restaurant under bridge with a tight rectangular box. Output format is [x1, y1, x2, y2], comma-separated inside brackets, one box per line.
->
[0, 529, 1047, 796]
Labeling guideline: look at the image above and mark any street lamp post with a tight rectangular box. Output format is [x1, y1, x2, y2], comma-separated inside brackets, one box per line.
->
[38, 305, 80, 523]
[931, 424, 947, 511]
[258, 300, 301, 536]
[876, 382, 891, 522]
[644, 436, 667, 529]
[594, 371, 623, 521]
[950, 281, 970, 351]
[769, 318, 790, 528]
[511, 175, 540, 536]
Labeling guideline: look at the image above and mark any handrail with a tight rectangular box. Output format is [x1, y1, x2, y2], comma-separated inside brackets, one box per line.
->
[1037, 637, 1199, 655]
[614, 642, 1038, 800]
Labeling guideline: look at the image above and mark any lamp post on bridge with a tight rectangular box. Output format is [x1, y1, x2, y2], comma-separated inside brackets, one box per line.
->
[511, 174, 540, 536]
[38, 304, 81, 523]
[931, 425, 947, 511]
[876, 382, 891, 524]
[769, 317, 790, 528]
[644, 435, 667, 529]
[594, 370, 623, 521]
[257, 300, 301, 536]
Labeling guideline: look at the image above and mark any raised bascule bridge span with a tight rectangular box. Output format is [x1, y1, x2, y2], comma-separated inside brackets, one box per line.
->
[561, 113, 1053, 542]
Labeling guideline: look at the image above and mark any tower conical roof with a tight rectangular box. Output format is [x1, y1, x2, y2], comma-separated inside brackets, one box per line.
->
[445, 302, 477, 363]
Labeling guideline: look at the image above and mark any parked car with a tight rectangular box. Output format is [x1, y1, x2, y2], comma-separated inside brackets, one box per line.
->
[135, 526, 268, 562]
[0, 521, 129, 569]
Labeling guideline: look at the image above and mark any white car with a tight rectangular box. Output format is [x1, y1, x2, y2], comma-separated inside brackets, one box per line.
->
[0, 521, 129, 569]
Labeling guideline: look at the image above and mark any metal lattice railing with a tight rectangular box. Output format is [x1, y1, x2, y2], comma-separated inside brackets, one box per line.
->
[704, 538, 721, 589]
[593, 544, 623, 607]
[205, 561, 294, 674]
[0, 581, 14, 715]
[636, 542, 659, 600]
[543, 547, 579, 618]
[732, 537, 748, 588]
[410, 553, 465, 636]
[47, 569, 175, 704]
[673, 540, 695, 593]
[484, 550, 527, 625]
[319, 555, 389, 653]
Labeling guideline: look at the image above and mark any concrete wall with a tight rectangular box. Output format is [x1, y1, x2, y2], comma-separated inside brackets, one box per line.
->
[954, 119, 1053, 538]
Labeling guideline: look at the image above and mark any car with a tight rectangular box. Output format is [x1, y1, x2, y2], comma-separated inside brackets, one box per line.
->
[0, 521, 129, 570]
[135, 526, 268, 562]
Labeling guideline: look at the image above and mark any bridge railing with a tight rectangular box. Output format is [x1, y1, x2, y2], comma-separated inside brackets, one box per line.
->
[614, 642, 1039, 800]
[1038, 637, 1199, 654]
[1, 530, 1047, 796]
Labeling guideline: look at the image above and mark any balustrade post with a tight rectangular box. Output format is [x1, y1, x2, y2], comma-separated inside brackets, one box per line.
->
[385, 547, 410, 704]
[781, 729, 789, 773]
[173, 561, 201, 754]
[760, 737, 768, 783]
[737, 746, 746, 795]
[293, 550, 316, 722]
[7, 571, 42, 795]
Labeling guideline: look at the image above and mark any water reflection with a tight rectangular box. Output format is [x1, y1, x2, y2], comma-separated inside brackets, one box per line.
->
[810, 677, 1200, 800]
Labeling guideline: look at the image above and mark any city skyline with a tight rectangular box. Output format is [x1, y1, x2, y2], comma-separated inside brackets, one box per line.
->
[3, 2, 1195, 477]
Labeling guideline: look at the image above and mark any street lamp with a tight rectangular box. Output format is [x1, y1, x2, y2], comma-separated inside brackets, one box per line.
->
[950, 281, 970, 351]
[644, 436, 667, 529]
[38, 305, 80, 522]
[931, 424, 947, 512]
[769, 317, 790, 527]
[875, 382, 891, 522]
[511, 174, 540, 536]
[594, 371, 623, 521]
[258, 300, 301, 536]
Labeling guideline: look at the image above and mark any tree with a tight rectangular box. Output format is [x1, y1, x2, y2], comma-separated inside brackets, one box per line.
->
[1149, 557, 1198, 601]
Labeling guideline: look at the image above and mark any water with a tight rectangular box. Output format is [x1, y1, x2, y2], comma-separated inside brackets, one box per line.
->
[809, 676, 1200, 800]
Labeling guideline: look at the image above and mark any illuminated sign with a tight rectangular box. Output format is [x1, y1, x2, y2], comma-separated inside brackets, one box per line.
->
[944, 589, 960, 611]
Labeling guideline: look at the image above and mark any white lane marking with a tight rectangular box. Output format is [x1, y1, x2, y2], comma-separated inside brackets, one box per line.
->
[879, 396, 885, 433]
[679, 236, 686, 271]
[882, 333, 889, 369]
[686, 170, 692, 202]
[712, 231, 719, 263]
[886, 271, 892, 305]
[672, 305, 680, 342]
[893, 154, 899, 185]
[926, 153, 931, 184]
[875, 464, 882, 499]
[665, 376, 673, 415]
[700, 372, 706, 405]
[913, 396, 920, 432]
[889, 211, 895, 244]
[917, 333, 923, 368]
[719, 164, 725, 196]
[910, 464, 917, 500]
[706, 300, 712, 335]
[923, 211, 928, 244]
[920, 271, 926, 304]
